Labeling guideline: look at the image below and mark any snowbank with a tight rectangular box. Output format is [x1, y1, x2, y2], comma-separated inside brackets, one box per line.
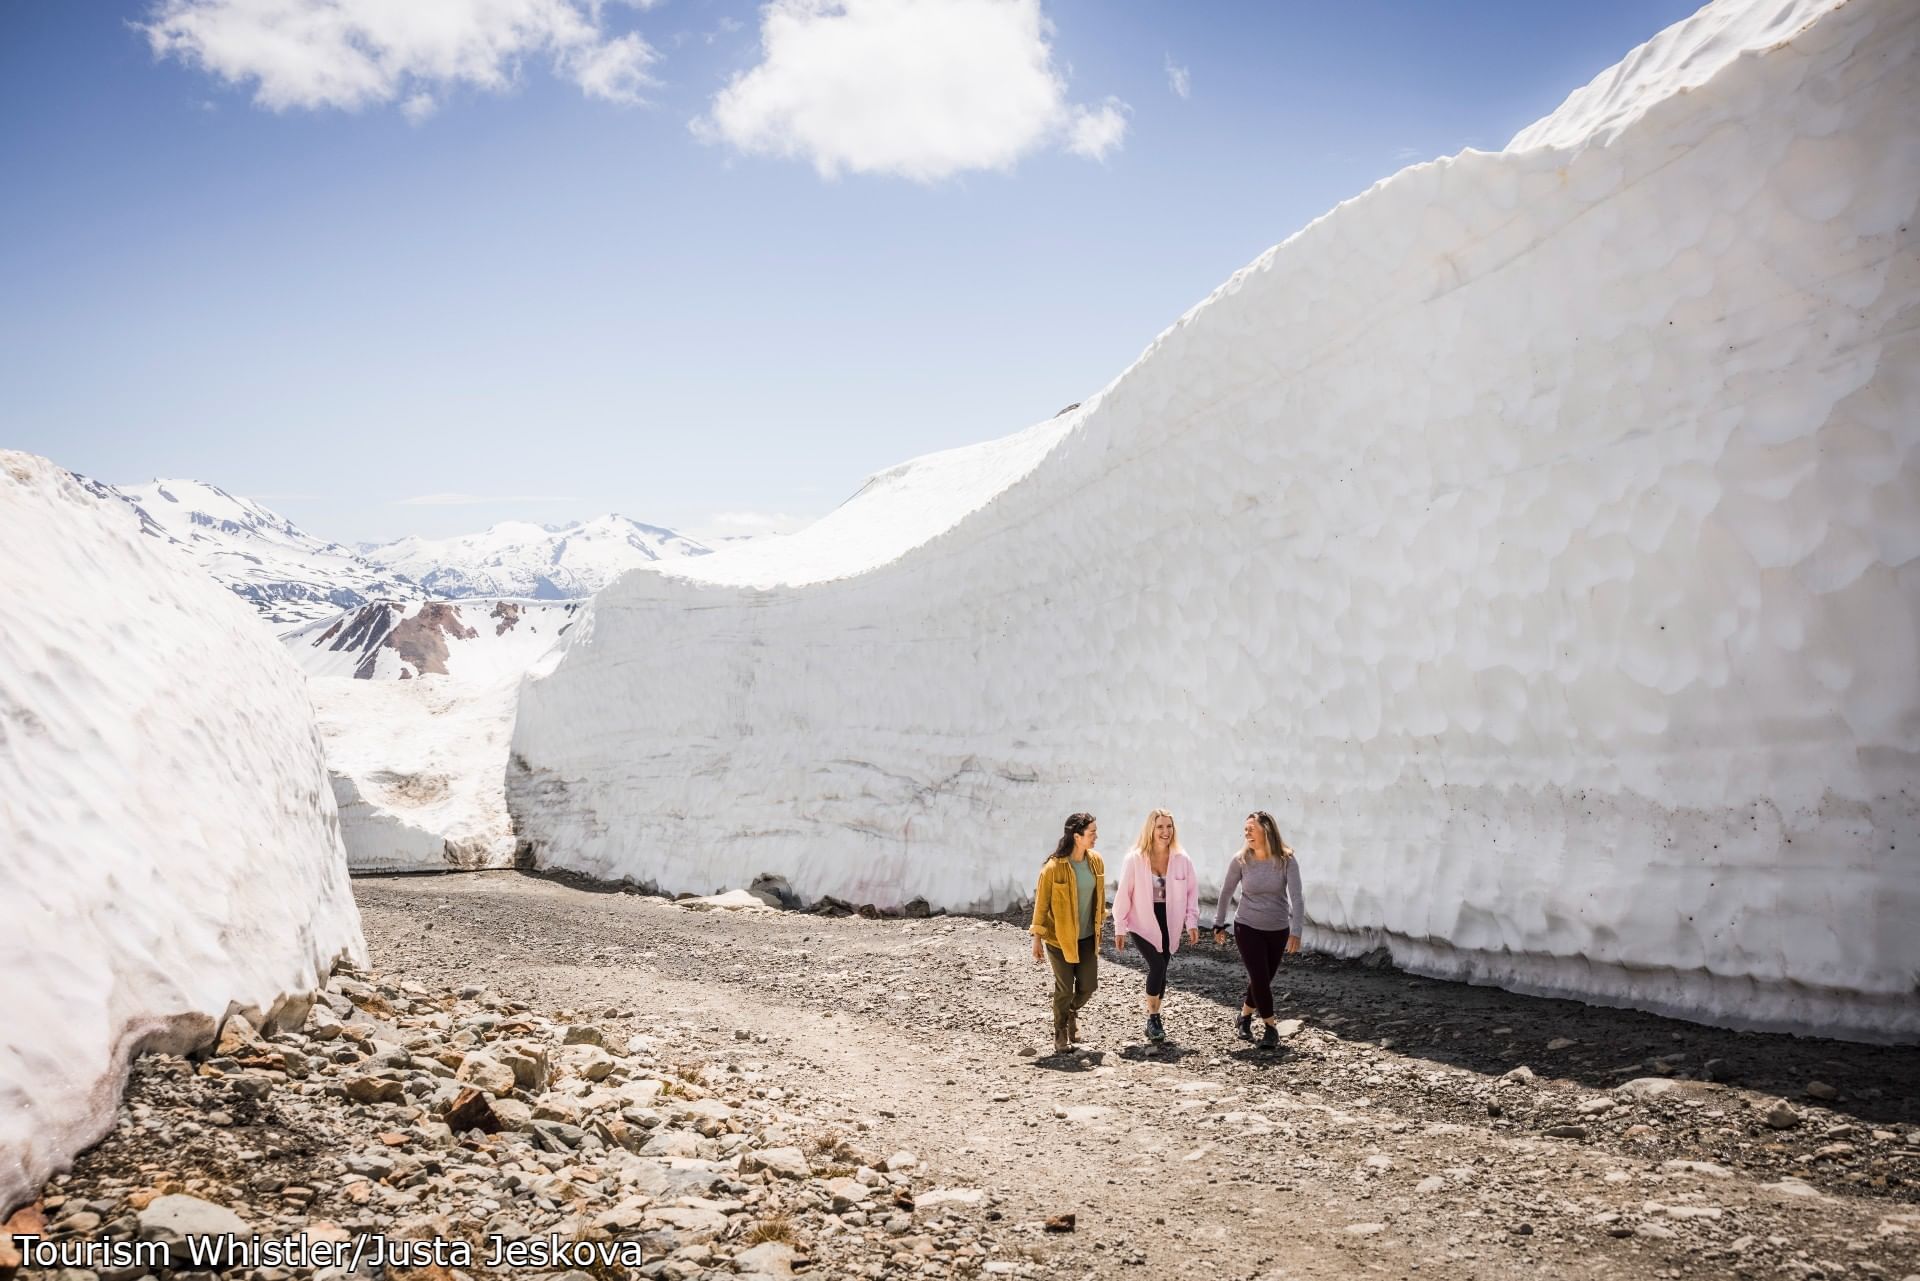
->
[511, 0, 1919, 1040]
[0, 454, 366, 1211]
[309, 675, 521, 872]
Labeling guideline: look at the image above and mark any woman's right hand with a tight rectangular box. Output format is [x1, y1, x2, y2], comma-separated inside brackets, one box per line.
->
[1213, 928, 1228, 946]
[1031, 937, 1044, 963]
[1114, 932, 1127, 952]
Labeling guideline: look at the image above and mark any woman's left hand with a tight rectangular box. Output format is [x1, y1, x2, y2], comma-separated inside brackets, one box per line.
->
[1185, 927, 1199, 945]
[1286, 935, 1301, 954]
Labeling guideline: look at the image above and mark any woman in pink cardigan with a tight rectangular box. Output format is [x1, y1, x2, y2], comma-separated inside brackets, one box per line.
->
[1112, 808, 1201, 1043]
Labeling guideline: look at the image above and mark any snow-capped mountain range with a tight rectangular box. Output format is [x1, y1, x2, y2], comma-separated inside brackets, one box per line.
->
[85, 478, 425, 627]
[361, 516, 711, 600]
[81, 477, 712, 627]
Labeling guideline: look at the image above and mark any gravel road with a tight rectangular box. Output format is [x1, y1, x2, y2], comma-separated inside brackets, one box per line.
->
[352, 872, 1920, 1281]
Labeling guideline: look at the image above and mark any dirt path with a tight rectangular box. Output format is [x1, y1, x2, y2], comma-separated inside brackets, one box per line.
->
[353, 872, 1918, 1281]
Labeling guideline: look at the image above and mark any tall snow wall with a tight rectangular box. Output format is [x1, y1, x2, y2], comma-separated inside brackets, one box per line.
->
[510, 0, 1920, 1041]
[0, 454, 367, 1211]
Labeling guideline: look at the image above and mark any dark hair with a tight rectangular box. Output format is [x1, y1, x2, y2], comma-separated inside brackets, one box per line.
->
[1243, 811, 1293, 864]
[1049, 812, 1096, 861]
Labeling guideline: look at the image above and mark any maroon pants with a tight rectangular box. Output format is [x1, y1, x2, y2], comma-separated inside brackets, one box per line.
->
[1234, 924, 1289, 1019]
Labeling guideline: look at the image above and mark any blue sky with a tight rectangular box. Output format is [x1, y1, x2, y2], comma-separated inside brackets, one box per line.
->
[1, 0, 1702, 544]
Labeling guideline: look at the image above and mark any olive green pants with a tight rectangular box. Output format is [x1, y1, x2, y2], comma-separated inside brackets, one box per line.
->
[1046, 936, 1098, 1035]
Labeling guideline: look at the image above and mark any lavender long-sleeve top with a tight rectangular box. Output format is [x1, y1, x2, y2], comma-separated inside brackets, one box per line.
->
[1212, 854, 1304, 934]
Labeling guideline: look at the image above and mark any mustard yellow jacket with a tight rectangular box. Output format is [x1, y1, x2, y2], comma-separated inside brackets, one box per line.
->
[1029, 852, 1106, 963]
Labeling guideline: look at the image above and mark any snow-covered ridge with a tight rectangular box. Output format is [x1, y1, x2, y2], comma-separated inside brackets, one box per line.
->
[0, 453, 365, 1208]
[510, 0, 1920, 1041]
[285, 597, 582, 681]
[90, 477, 424, 626]
[363, 514, 712, 600]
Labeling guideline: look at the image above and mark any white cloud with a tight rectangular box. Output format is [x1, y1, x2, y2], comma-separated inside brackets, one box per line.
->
[394, 492, 579, 506]
[401, 91, 437, 123]
[140, 0, 660, 114]
[694, 0, 1128, 182]
[1066, 97, 1125, 161]
[1164, 55, 1188, 100]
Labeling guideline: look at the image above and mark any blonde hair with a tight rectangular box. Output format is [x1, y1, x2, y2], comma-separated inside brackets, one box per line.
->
[1131, 808, 1185, 860]
[1242, 811, 1295, 864]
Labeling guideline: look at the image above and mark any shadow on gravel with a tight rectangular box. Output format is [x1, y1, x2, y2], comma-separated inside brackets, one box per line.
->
[1098, 936, 1919, 1129]
[1032, 1051, 1106, 1073]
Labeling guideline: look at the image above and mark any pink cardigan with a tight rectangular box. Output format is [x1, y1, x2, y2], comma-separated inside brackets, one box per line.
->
[1111, 849, 1201, 952]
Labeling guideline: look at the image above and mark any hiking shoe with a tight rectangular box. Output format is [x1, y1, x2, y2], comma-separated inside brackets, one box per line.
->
[1260, 1022, 1280, 1050]
[1235, 1013, 1253, 1042]
[1145, 1013, 1165, 1043]
[1054, 1029, 1072, 1055]
[1069, 1015, 1080, 1044]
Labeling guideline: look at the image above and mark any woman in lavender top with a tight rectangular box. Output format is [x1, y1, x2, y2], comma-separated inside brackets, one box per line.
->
[1211, 811, 1303, 1049]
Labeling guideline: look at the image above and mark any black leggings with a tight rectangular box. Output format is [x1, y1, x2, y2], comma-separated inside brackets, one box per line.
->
[1234, 924, 1289, 1019]
[1128, 902, 1172, 998]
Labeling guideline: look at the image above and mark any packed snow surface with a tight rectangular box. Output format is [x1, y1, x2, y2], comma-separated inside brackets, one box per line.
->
[363, 515, 711, 600]
[513, 0, 1919, 1041]
[96, 478, 424, 626]
[309, 675, 522, 873]
[281, 599, 577, 869]
[284, 598, 582, 681]
[0, 454, 365, 1210]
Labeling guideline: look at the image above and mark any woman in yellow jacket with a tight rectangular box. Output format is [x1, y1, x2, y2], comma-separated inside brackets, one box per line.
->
[1030, 812, 1106, 1055]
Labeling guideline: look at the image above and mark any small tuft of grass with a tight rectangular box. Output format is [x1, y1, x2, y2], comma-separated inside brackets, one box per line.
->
[740, 1213, 798, 1247]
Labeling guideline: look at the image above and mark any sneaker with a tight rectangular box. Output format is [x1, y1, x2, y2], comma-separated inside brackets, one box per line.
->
[1235, 1013, 1253, 1042]
[1260, 1022, 1280, 1050]
[1145, 1013, 1165, 1043]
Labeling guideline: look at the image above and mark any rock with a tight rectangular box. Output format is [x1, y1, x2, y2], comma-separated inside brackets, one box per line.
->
[640, 1129, 703, 1158]
[455, 1054, 517, 1097]
[884, 1150, 919, 1172]
[1546, 1037, 1577, 1050]
[490, 1096, 533, 1130]
[1805, 1080, 1839, 1101]
[344, 1075, 404, 1104]
[1702, 1058, 1734, 1082]
[1017, 1045, 1039, 1058]
[530, 1120, 588, 1152]
[902, 897, 932, 918]
[1760, 1178, 1823, 1200]
[643, 1205, 729, 1241]
[1617, 1077, 1681, 1100]
[1415, 1175, 1446, 1194]
[749, 873, 798, 908]
[1345, 1223, 1386, 1235]
[1357, 946, 1393, 969]
[562, 1024, 615, 1050]
[215, 1013, 259, 1057]
[1500, 1066, 1536, 1085]
[592, 1197, 653, 1232]
[735, 1241, 803, 1278]
[497, 1044, 550, 1091]
[1661, 1160, 1732, 1179]
[825, 1177, 869, 1212]
[533, 1096, 583, 1124]
[1765, 1102, 1802, 1130]
[1636, 1222, 1677, 1240]
[444, 1087, 500, 1135]
[1274, 1018, 1303, 1038]
[1044, 1213, 1075, 1233]
[1362, 1155, 1393, 1172]
[742, 1146, 811, 1179]
[1543, 1125, 1588, 1140]
[137, 1194, 249, 1264]
[1576, 1096, 1614, 1115]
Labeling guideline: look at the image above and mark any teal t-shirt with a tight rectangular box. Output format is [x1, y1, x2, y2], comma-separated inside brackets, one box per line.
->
[1071, 857, 1096, 938]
